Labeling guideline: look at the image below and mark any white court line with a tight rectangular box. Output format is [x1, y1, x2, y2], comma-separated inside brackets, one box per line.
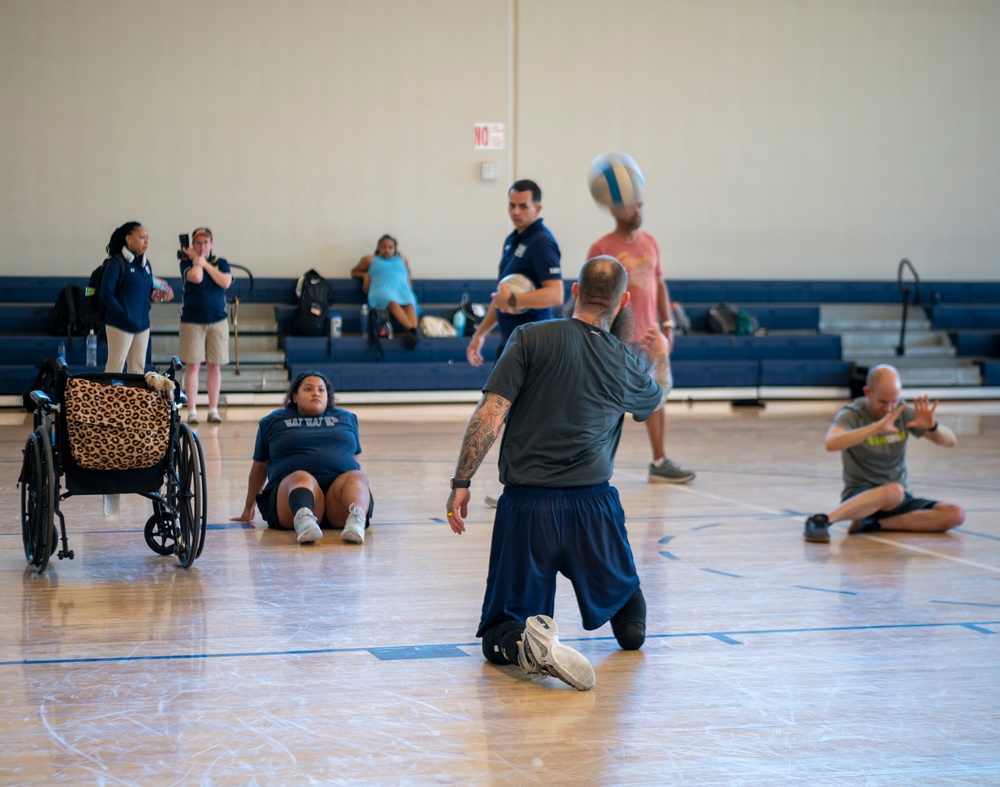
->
[642, 475, 1000, 575]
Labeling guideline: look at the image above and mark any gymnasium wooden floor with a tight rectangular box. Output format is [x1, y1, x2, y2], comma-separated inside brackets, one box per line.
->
[1, 399, 998, 785]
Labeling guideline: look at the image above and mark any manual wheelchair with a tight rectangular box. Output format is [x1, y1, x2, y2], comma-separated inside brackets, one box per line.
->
[19, 357, 207, 574]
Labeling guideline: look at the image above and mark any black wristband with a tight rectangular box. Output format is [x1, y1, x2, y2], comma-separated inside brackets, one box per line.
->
[450, 477, 471, 489]
[927, 421, 939, 432]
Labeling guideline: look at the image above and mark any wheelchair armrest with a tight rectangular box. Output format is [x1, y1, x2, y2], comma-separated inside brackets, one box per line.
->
[30, 390, 53, 411]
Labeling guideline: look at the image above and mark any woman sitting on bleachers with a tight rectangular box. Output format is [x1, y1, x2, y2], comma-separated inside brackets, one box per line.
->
[351, 234, 420, 349]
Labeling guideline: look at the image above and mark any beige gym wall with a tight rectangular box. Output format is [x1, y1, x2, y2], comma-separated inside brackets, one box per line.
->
[1, 0, 997, 281]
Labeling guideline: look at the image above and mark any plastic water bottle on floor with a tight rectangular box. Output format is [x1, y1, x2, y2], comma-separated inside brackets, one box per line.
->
[104, 493, 120, 519]
[360, 304, 369, 336]
[86, 329, 98, 367]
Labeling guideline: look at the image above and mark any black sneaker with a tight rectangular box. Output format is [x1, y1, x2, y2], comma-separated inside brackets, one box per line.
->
[803, 514, 830, 543]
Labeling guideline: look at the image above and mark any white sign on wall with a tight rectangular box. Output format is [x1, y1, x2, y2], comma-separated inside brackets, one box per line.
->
[473, 123, 504, 149]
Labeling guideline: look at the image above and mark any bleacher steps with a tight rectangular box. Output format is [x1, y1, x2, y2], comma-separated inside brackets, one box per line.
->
[822, 304, 982, 386]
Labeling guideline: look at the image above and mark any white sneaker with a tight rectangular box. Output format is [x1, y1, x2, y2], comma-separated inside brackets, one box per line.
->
[341, 503, 366, 544]
[292, 508, 323, 543]
[518, 614, 595, 691]
[484, 495, 499, 508]
[187, 411, 199, 425]
[207, 409, 223, 423]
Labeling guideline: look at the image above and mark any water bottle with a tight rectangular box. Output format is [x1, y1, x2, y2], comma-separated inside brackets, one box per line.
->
[57, 341, 66, 363]
[331, 314, 343, 338]
[360, 304, 369, 336]
[86, 329, 98, 367]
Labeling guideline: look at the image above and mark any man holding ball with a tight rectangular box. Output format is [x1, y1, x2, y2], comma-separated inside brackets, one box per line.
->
[465, 180, 564, 367]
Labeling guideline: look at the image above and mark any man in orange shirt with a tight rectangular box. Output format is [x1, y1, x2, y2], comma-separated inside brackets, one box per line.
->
[587, 202, 694, 483]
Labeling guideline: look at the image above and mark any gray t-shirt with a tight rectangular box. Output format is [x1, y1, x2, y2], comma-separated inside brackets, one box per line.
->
[484, 318, 663, 487]
[834, 397, 926, 496]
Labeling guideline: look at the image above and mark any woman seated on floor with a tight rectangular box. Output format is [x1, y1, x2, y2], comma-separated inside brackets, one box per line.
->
[232, 371, 373, 545]
[351, 233, 420, 348]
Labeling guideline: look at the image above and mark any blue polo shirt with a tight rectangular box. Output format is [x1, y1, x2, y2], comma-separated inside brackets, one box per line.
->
[495, 218, 562, 341]
[180, 256, 231, 324]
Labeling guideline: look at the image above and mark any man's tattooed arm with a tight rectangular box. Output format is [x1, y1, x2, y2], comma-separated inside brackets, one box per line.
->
[454, 391, 512, 480]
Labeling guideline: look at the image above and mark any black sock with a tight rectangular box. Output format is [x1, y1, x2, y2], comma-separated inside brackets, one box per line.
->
[288, 488, 315, 515]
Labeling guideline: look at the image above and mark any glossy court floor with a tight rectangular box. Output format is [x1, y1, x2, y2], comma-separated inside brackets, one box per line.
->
[1, 399, 998, 786]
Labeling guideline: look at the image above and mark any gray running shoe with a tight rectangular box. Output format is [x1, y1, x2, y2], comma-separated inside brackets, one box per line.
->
[648, 459, 695, 484]
[517, 614, 595, 691]
[484, 495, 499, 508]
[293, 508, 323, 544]
[341, 503, 366, 544]
[804, 514, 831, 543]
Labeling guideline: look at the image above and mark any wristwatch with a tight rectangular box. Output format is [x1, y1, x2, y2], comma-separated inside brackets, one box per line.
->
[508, 292, 518, 310]
[450, 477, 471, 489]
[928, 421, 939, 432]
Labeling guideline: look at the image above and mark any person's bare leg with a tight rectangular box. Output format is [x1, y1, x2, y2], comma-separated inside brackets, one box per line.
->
[276, 471, 325, 543]
[826, 484, 905, 524]
[325, 471, 371, 544]
[185, 361, 202, 420]
[879, 502, 965, 532]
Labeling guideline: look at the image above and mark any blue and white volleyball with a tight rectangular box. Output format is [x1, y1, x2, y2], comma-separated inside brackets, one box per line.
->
[588, 151, 645, 211]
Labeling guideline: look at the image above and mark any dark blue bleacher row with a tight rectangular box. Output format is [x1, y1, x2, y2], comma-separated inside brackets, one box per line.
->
[3, 277, 999, 395]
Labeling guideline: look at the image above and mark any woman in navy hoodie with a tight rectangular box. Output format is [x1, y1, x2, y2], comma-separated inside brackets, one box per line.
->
[100, 221, 173, 373]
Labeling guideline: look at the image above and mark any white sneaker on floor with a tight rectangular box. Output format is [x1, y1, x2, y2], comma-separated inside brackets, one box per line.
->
[341, 503, 366, 544]
[187, 411, 199, 425]
[207, 410, 223, 423]
[292, 508, 323, 543]
[484, 495, 499, 508]
[518, 614, 595, 691]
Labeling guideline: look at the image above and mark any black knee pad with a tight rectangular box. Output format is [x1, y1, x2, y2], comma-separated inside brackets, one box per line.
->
[611, 588, 647, 651]
[481, 619, 525, 665]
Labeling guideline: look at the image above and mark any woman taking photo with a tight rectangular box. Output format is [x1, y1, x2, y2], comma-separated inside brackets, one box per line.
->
[101, 221, 173, 373]
[232, 371, 372, 544]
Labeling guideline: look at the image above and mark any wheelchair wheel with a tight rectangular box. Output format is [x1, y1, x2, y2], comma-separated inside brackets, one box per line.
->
[169, 423, 206, 568]
[144, 501, 175, 556]
[20, 430, 55, 574]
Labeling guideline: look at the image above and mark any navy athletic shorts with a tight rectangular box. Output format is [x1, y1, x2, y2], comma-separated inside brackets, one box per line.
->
[256, 478, 374, 529]
[842, 485, 936, 532]
[476, 482, 641, 636]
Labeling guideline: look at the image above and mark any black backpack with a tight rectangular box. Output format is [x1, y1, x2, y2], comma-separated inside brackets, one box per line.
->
[51, 285, 89, 345]
[22, 358, 60, 412]
[290, 269, 330, 336]
[708, 303, 739, 334]
[366, 308, 393, 361]
[83, 258, 126, 334]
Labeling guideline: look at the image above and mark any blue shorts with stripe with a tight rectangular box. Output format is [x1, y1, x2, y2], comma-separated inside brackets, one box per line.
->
[475, 482, 641, 637]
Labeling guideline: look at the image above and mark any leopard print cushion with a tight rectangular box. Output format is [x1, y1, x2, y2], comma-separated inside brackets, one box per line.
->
[65, 378, 171, 471]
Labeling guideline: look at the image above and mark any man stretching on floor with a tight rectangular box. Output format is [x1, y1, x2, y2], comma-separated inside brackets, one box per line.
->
[803, 364, 965, 543]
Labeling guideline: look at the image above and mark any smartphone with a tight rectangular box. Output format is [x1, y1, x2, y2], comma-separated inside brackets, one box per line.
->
[179, 233, 190, 249]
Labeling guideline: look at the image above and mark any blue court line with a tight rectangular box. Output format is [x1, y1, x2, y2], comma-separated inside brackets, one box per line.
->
[932, 599, 1000, 608]
[794, 585, 857, 595]
[658, 535, 674, 544]
[6, 619, 998, 668]
[5, 620, 998, 668]
[699, 568, 743, 578]
[960, 623, 996, 634]
[658, 551, 679, 560]
[691, 523, 723, 531]
[954, 528, 1000, 542]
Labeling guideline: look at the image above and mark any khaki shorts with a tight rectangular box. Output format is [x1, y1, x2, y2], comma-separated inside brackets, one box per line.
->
[180, 319, 230, 365]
